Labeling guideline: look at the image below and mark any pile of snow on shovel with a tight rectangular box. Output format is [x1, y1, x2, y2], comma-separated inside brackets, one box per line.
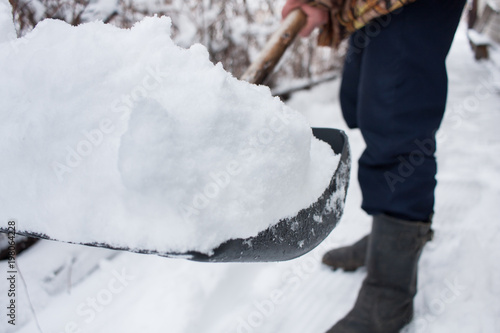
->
[0, 15, 340, 253]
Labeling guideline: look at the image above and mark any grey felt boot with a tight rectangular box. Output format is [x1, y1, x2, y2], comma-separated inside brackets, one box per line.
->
[322, 235, 369, 271]
[326, 214, 433, 333]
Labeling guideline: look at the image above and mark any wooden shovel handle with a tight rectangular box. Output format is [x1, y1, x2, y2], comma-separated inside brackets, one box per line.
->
[240, 9, 307, 85]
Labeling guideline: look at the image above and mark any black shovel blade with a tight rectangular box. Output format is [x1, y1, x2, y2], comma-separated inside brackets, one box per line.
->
[2, 128, 350, 262]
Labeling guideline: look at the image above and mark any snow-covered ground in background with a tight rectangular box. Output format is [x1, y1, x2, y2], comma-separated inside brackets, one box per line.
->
[1, 21, 500, 333]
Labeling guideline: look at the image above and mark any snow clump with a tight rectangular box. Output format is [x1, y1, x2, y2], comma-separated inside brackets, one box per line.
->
[0, 15, 339, 253]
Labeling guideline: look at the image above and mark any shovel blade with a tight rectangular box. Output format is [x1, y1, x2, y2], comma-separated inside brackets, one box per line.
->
[2, 128, 350, 262]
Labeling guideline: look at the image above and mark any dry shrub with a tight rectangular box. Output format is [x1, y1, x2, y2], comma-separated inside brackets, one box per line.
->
[8, 0, 342, 88]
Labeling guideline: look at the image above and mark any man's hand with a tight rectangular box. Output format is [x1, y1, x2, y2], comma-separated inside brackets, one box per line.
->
[282, 0, 329, 37]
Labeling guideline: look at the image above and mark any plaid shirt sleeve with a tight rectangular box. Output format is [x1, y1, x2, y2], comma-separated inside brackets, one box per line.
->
[308, 0, 417, 48]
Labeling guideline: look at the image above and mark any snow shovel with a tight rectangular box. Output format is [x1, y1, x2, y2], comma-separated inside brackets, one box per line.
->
[188, 10, 351, 261]
[0, 10, 350, 262]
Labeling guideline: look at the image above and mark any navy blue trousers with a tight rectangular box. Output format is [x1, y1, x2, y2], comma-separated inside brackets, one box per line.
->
[340, 0, 465, 221]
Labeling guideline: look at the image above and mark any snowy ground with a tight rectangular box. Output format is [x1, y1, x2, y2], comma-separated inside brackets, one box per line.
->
[2, 22, 500, 333]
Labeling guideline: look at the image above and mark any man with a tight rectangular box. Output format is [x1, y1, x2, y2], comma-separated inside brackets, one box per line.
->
[282, 0, 466, 332]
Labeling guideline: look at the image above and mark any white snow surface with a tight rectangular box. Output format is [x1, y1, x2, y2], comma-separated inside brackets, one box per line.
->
[1, 20, 500, 333]
[0, 0, 15, 42]
[0, 16, 339, 254]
